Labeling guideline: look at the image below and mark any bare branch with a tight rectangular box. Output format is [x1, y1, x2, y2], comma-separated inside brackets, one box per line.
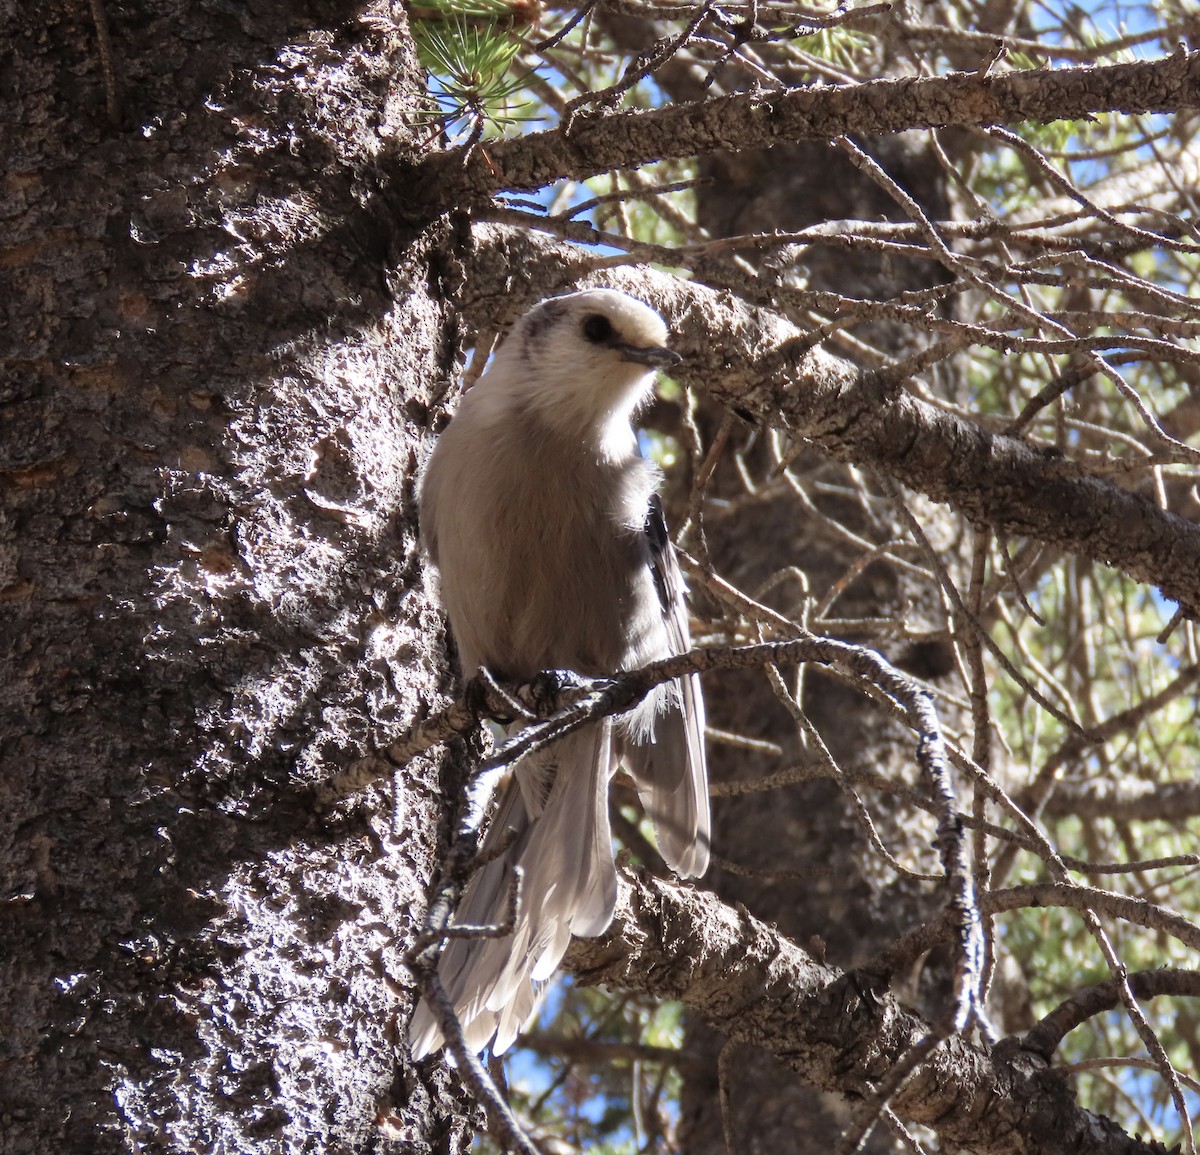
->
[1045, 778, 1200, 821]
[873, 882, 1200, 970]
[415, 50, 1200, 200]
[564, 871, 1174, 1155]
[1025, 969, 1200, 1061]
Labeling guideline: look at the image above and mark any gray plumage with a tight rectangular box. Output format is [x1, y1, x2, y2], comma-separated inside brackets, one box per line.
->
[410, 289, 710, 1058]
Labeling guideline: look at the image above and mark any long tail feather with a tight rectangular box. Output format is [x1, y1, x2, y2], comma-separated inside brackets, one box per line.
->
[409, 723, 618, 1058]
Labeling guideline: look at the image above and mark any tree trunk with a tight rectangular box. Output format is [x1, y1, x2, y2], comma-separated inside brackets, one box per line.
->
[2, 2, 467, 1150]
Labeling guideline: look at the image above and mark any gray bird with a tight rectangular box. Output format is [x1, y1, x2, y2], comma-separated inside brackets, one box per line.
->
[410, 288, 710, 1058]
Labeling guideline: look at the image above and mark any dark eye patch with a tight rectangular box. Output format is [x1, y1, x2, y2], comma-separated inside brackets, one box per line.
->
[582, 314, 614, 344]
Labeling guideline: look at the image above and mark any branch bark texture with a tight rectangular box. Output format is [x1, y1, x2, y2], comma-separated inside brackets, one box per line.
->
[418, 50, 1200, 200]
[566, 872, 1173, 1155]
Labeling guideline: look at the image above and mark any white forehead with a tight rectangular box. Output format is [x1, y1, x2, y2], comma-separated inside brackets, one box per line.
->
[518, 289, 669, 350]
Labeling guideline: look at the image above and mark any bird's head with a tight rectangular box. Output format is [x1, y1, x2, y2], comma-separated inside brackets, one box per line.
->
[489, 289, 680, 449]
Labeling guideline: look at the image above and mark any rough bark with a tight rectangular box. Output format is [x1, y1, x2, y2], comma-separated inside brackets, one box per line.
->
[415, 50, 1200, 201]
[1, 2, 468, 1151]
[566, 872, 1174, 1155]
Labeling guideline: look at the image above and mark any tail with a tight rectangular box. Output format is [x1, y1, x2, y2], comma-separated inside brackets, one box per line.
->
[409, 723, 619, 1058]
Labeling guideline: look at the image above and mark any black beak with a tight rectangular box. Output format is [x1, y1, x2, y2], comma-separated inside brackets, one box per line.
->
[617, 344, 683, 370]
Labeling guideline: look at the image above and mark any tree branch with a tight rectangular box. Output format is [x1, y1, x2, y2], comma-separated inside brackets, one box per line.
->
[1044, 777, 1200, 820]
[1024, 969, 1200, 1061]
[465, 224, 1200, 616]
[564, 871, 1176, 1155]
[418, 49, 1200, 200]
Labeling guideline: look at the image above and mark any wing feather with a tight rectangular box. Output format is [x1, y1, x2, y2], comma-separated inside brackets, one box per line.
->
[620, 495, 710, 877]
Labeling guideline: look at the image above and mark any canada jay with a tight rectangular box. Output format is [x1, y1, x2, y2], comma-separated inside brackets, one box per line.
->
[409, 288, 710, 1058]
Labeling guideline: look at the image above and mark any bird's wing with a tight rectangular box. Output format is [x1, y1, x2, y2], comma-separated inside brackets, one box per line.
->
[620, 494, 710, 878]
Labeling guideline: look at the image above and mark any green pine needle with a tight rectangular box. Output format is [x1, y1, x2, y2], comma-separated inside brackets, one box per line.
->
[412, 2, 537, 137]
